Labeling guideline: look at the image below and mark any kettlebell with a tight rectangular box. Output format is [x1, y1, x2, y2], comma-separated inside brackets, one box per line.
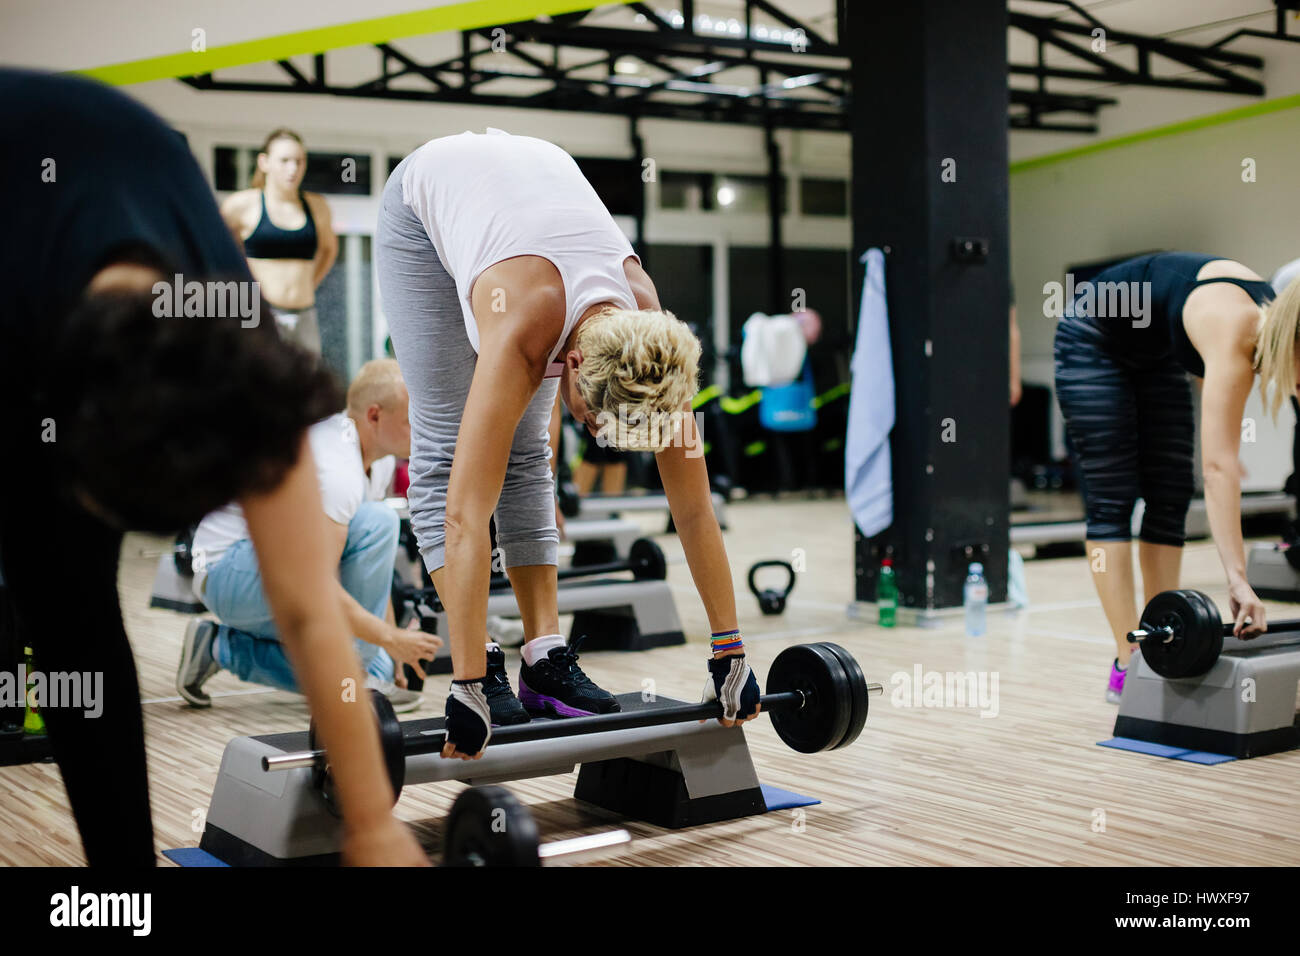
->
[748, 560, 795, 615]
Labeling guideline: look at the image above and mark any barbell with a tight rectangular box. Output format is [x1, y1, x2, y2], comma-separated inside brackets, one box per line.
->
[264, 642, 881, 813]
[443, 785, 630, 866]
[1126, 588, 1300, 678]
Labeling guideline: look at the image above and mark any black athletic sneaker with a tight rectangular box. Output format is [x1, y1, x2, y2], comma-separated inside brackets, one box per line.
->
[518, 636, 620, 717]
[485, 644, 531, 726]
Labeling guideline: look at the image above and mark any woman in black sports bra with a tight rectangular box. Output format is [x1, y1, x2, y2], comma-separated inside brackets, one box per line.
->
[1055, 252, 1300, 702]
[220, 129, 338, 353]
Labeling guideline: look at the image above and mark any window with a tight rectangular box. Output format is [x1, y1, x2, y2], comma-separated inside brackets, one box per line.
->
[212, 146, 372, 194]
[713, 174, 786, 214]
[801, 177, 848, 216]
[659, 171, 712, 211]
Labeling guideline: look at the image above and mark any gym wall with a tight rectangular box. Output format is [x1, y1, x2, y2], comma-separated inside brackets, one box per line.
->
[1009, 55, 1300, 487]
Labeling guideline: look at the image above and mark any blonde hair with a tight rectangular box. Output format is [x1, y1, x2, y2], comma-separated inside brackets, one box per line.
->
[1253, 275, 1300, 421]
[347, 358, 406, 415]
[574, 308, 701, 452]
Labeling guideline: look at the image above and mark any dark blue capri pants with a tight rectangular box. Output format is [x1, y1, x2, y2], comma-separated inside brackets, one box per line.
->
[1054, 318, 1195, 546]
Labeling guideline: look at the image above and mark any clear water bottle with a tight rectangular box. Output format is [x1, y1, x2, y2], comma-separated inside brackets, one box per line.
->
[963, 562, 987, 637]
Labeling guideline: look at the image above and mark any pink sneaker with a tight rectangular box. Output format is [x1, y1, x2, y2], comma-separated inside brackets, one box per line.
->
[1106, 659, 1127, 704]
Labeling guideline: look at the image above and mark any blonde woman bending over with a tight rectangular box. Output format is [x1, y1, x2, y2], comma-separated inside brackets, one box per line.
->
[378, 129, 758, 759]
[1054, 252, 1300, 702]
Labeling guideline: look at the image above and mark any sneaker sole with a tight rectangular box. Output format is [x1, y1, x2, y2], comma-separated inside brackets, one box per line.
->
[518, 683, 597, 718]
[177, 623, 215, 708]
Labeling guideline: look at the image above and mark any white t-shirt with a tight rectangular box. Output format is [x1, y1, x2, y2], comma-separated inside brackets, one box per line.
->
[366, 454, 397, 501]
[399, 128, 639, 363]
[192, 413, 391, 592]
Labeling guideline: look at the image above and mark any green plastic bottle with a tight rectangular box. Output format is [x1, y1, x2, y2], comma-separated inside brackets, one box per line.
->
[23, 646, 45, 736]
[877, 557, 897, 627]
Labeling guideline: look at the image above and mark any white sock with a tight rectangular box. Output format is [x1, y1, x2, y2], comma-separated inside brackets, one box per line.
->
[522, 634, 566, 667]
[485, 641, 500, 653]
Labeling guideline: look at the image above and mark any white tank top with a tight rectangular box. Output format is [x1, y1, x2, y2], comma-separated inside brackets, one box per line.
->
[400, 129, 639, 365]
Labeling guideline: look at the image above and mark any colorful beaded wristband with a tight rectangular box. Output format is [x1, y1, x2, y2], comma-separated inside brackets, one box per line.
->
[710, 629, 743, 653]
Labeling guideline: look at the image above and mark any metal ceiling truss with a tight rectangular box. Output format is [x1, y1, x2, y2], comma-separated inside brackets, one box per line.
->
[181, 0, 1274, 135]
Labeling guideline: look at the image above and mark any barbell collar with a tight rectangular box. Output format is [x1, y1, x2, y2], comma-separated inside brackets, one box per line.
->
[1127, 627, 1176, 644]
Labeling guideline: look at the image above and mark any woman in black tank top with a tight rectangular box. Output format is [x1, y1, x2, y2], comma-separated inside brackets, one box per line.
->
[1054, 252, 1300, 702]
[220, 129, 338, 353]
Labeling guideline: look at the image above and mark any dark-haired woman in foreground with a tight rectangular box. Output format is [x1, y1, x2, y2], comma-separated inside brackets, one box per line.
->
[0, 70, 424, 866]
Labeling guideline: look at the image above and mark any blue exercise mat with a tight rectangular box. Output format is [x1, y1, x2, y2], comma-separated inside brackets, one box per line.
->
[761, 783, 821, 810]
[1097, 737, 1236, 764]
[163, 847, 229, 867]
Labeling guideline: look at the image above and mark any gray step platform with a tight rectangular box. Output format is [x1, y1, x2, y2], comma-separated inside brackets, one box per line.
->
[200, 693, 765, 865]
[577, 491, 728, 529]
[1114, 630, 1300, 758]
[1246, 542, 1300, 602]
[148, 555, 205, 614]
[562, 517, 643, 560]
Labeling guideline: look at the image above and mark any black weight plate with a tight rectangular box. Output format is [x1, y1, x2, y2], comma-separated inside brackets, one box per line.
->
[629, 538, 667, 581]
[1135, 589, 1215, 679]
[558, 482, 581, 519]
[1173, 589, 1222, 679]
[173, 525, 196, 577]
[766, 643, 852, 753]
[1181, 589, 1224, 677]
[444, 786, 541, 867]
[308, 690, 406, 816]
[370, 689, 407, 805]
[816, 642, 869, 749]
[306, 717, 337, 816]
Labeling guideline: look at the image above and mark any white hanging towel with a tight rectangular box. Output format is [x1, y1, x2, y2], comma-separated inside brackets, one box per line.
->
[845, 248, 895, 537]
[740, 312, 807, 387]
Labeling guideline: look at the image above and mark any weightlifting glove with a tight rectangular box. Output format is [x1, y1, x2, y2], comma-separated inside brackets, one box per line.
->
[702, 654, 761, 721]
[445, 678, 492, 756]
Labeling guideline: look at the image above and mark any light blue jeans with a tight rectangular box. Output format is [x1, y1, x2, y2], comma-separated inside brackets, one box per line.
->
[202, 501, 399, 691]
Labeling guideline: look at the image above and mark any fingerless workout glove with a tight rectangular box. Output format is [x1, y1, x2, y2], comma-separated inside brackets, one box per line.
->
[702, 654, 761, 721]
[445, 678, 492, 755]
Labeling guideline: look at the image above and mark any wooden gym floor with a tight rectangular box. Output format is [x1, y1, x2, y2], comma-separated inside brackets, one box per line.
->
[2, 496, 1298, 866]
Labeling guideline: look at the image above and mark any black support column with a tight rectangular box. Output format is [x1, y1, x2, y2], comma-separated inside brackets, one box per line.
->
[849, 1, 1011, 611]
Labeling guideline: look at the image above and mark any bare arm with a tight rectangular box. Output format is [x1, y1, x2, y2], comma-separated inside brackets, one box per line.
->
[309, 193, 339, 286]
[1196, 322, 1267, 636]
[322, 517, 441, 680]
[441, 272, 558, 685]
[656, 406, 739, 653]
[219, 192, 251, 250]
[1009, 304, 1022, 407]
[549, 389, 566, 538]
[241, 437, 425, 864]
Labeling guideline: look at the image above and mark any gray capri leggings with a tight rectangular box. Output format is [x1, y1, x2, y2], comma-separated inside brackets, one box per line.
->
[376, 159, 559, 574]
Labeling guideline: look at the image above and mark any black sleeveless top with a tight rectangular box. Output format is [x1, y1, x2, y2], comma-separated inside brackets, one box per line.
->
[242, 190, 317, 260]
[1070, 252, 1274, 377]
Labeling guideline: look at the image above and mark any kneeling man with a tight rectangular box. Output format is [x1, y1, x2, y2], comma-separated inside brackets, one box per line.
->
[178, 359, 440, 710]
